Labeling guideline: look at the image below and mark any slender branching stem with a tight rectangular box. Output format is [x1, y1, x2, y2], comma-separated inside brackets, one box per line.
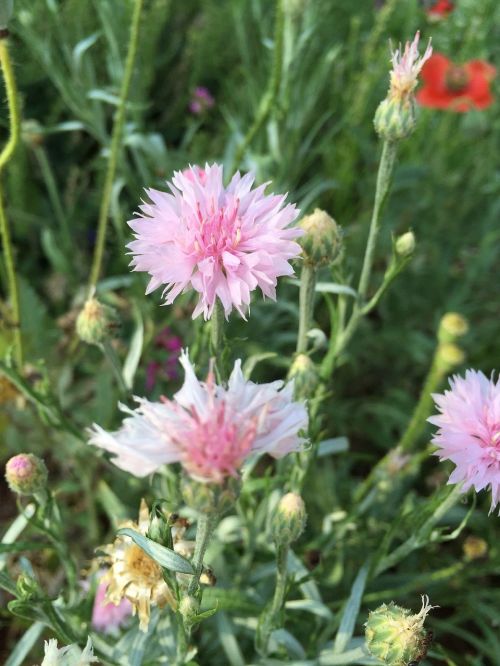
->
[88, 0, 144, 291]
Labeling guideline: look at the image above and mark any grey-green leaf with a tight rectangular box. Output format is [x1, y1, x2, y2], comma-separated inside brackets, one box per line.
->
[116, 528, 194, 575]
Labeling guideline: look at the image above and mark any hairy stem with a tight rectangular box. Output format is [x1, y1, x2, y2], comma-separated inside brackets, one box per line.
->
[0, 35, 22, 367]
[88, 0, 144, 291]
[296, 264, 316, 354]
[188, 513, 217, 597]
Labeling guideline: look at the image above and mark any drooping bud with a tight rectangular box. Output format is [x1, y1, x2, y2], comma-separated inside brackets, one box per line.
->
[395, 230, 415, 258]
[435, 342, 465, 371]
[180, 475, 240, 516]
[287, 354, 319, 399]
[374, 32, 432, 141]
[271, 493, 307, 545]
[299, 209, 343, 267]
[365, 596, 435, 666]
[438, 312, 469, 344]
[5, 453, 48, 496]
[76, 297, 118, 346]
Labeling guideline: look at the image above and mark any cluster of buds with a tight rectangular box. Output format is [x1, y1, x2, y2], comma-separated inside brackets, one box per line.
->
[365, 596, 435, 665]
[299, 209, 343, 268]
[76, 297, 118, 346]
[271, 492, 307, 546]
[374, 32, 432, 141]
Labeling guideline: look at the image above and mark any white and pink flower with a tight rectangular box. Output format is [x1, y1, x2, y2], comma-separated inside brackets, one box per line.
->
[429, 369, 500, 513]
[88, 352, 308, 483]
[127, 163, 302, 319]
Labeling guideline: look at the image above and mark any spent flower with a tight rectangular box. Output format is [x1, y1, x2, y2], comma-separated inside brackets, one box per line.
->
[89, 351, 308, 483]
[429, 369, 500, 513]
[127, 163, 302, 319]
[41, 637, 97, 666]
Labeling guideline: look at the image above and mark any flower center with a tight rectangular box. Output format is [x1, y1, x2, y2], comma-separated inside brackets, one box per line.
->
[445, 66, 470, 93]
[193, 198, 241, 263]
[124, 544, 161, 584]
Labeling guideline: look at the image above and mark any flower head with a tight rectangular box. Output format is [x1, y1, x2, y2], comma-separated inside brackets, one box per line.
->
[127, 163, 302, 319]
[91, 575, 132, 634]
[98, 500, 192, 631]
[41, 637, 97, 666]
[88, 352, 308, 483]
[189, 86, 215, 114]
[426, 0, 454, 20]
[5, 453, 48, 496]
[417, 54, 496, 111]
[388, 31, 433, 104]
[428, 370, 500, 513]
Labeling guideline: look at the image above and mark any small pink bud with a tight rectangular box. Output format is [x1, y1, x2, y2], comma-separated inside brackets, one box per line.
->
[5, 453, 48, 495]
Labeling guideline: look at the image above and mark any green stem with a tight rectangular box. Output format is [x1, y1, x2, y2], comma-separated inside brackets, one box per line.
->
[357, 140, 397, 299]
[33, 145, 72, 251]
[0, 35, 23, 367]
[296, 263, 316, 354]
[187, 513, 217, 597]
[88, 0, 144, 291]
[259, 544, 289, 655]
[232, 0, 284, 170]
[100, 339, 127, 395]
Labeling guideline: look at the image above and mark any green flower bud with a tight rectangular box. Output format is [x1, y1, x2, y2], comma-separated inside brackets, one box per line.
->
[395, 231, 415, 258]
[181, 476, 240, 515]
[21, 119, 44, 148]
[5, 453, 48, 495]
[436, 342, 465, 372]
[299, 209, 343, 267]
[374, 98, 416, 141]
[76, 297, 118, 346]
[179, 595, 200, 626]
[271, 492, 307, 545]
[365, 596, 435, 666]
[287, 354, 319, 400]
[438, 312, 469, 344]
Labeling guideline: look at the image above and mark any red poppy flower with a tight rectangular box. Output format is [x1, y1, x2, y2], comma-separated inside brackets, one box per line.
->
[417, 53, 496, 112]
[426, 0, 454, 19]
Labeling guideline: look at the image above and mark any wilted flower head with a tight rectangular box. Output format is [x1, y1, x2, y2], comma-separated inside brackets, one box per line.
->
[388, 31, 433, 104]
[98, 500, 190, 632]
[88, 352, 308, 483]
[428, 370, 500, 513]
[127, 163, 302, 319]
[41, 637, 97, 666]
[91, 574, 132, 634]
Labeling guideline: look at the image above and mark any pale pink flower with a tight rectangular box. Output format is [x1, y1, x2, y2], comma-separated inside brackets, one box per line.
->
[91, 577, 132, 634]
[189, 86, 215, 114]
[389, 31, 433, 102]
[428, 370, 500, 513]
[88, 352, 308, 483]
[127, 163, 302, 319]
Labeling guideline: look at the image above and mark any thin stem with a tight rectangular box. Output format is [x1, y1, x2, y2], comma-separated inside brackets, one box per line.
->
[88, 0, 144, 291]
[210, 299, 225, 360]
[232, 0, 284, 170]
[258, 544, 289, 655]
[296, 263, 316, 354]
[0, 35, 23, 367]
[188, 513, 217, 597]
[33, 144, 72, 251]
[357, 140, 397, 299]
[100, 339, 128, 395]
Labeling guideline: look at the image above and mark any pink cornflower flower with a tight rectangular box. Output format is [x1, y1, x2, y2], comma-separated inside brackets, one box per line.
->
[91, 576, 132, 634]
[88, 351, 308, 483]
[388, 31, 433, 103]
[189, 86, 215, 114]
[428, 370, 500, 514]
[127, 163, 302, 319]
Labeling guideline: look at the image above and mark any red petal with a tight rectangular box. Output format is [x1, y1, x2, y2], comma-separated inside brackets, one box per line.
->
[420, 53, 450, 92]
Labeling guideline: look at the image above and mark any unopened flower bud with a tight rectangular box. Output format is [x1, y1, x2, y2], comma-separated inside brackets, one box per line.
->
[365, 596, 435, 666]
[76, 297, 118, 346]
[462, 535, 488, 561]
[438, 312, 469, 344]
[5, 453, 48, 495]
[299, 209, 342, 267]
[271, 493, 307, 545]
[21, 119, 44, 148]
[436, 342, 465, 371]
[374, 98, 417, 141]
[287, 354, 319, 399]
[395, 230, 415, 258]
[179, 595, 200, 625]
[181, 476, 240, 515]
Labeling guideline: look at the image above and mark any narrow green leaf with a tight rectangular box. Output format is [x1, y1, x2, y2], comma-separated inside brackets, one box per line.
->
[122, 305, 144, 389]
[117, 528, 194, 574]
[5, 621, 44, 666]
[317, 437, 349, 457]
[332, 564, 369, 654]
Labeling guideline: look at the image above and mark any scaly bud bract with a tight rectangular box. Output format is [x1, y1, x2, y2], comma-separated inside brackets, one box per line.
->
[76, 297, 118, 346]
[5, 453, 48, 495]
[271, 492, 307, 545]
[438, 312, 469, 344]
[299, 209, 343, 267]
[395, 230, 416, 258]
